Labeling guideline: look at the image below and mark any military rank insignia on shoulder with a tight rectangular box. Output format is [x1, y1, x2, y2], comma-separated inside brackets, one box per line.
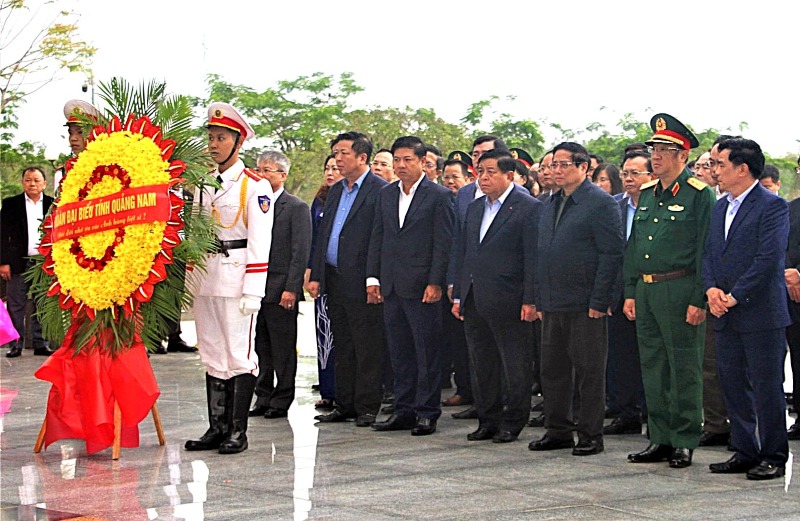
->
[244, 167, 261, 181]
[686, 177, 707, 190]
[640, 179, 659, 190]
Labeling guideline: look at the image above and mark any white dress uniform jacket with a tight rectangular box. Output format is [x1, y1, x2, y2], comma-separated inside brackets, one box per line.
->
[189, 159, 274, 379]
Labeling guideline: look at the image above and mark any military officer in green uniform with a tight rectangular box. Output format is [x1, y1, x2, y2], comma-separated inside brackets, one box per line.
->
[623, 113, 716, 469]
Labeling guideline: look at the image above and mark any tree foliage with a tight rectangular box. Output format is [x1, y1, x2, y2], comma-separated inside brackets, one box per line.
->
[195, 72, 800, 202]
[0, 0, 95, 136]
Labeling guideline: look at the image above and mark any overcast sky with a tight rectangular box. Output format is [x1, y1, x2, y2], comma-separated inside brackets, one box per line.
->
[10, 0, 800, 159]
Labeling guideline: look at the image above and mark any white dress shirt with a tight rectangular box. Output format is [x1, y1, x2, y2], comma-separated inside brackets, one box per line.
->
[25, 194, 44, 255]
[479, 182, 515, 242]
[724, 180, 758, 240]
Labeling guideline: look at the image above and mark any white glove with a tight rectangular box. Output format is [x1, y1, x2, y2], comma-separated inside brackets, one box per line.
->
[239, 295, 262, 316]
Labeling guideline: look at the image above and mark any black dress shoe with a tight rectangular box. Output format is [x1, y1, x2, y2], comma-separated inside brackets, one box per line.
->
[573, 438, 604, 456]
[355, 413, 376, 427]
[788, 421, 800, 440]
[467, 426, 497, 441]
[381, 404, 395, 414]
[531, 401, 544, 412]
[167, 336, 198, 353]
[153, 344, 168, 355]
[6, 346, 22, 358]
[492, 431, 517, 444]
[627, 443, 673, 463]
[603, 418, 642, 435]
[528, 435, 574, 451]
[372, 413, 416, 431]
[669, 447, 693, 468]
[698, 431, 729, 447]
[709, 455, 757, 474]
[315, 409, 356, 423]
[264, 408, 288, 419]
[451, 406, 478, 419]
[248, 405, 270, 417]
[411, 418, 436, 436]
[527, 412, 545, 427]
[33, 346, 54, 356]
[746, 461, 785, 480]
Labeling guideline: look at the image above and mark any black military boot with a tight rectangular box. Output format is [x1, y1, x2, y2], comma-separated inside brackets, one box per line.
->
[219, 374, 257, 454]
[185, 374, 229, 451]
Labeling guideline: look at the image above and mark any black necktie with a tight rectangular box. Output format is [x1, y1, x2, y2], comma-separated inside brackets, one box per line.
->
[215, 174, 223, 193]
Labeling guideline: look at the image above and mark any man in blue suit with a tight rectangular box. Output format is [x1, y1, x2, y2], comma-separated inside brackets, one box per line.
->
[308, 132, 388, 427]
[368, 136, 454, 436]
[451, 149, 542, 443]
[702, 138, 790, 481]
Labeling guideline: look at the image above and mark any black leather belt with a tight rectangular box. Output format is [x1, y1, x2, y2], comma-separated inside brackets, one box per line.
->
[217, 239, 247, 257]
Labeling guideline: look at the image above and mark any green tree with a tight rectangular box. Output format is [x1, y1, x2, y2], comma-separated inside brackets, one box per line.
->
[0, 0, 95, 134]
[0, 139, 55, 199]
[462, 96, 546, 158]
[201, 72, 362, 201]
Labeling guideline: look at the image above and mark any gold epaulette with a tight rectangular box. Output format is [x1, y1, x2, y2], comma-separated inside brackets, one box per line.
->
[640, 179, 659, 190]
[243, 167, 261, 181]
[686, 177, 707, 190]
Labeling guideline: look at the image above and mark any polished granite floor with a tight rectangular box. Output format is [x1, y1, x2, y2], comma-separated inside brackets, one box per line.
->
[2, 309, 800, 520]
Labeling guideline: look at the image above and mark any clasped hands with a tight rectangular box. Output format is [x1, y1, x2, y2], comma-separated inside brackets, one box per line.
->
[705, 288, 737, 318]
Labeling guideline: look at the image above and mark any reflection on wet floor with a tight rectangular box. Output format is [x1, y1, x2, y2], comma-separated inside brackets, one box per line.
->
[2, 308, 800, 520]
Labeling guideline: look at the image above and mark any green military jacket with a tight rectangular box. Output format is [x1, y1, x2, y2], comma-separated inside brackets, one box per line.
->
[623, 167, 716, 308]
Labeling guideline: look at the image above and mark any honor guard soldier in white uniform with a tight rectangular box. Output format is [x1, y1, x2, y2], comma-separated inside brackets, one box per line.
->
[185, 102, 274, 454]
[58, 100, 100, 192]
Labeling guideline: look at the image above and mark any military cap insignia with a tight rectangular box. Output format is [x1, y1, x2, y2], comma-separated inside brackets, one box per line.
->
[510, 150, 519, 159]
[258, 195, 271, 213]
[655, 117, 667, 131]
[453, 152, 462, 161]
[686, 177, 708, 190]
[214, 109, 223, 118]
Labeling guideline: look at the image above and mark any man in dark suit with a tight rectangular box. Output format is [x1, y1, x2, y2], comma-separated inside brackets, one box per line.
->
[604, 151, 652, 435]
[448, 136, 516, 421]
[452, 149, 542, 443]
[249, 151, 312, 419]
[368, 136, 454, 436]
[529, 142, 623, 456]
[1, 167, 54, 357]
[308, 132, 388, 427]
[703, 138, 790, 480]
[784, 153, 800, 440]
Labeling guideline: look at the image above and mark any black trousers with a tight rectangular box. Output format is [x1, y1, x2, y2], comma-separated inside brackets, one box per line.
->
[702, 315, 730, 434]
[441, 300, 472, 399]
[541, 310, 607, 441]
[785, 320, 800, 414]
[253, 302, 299, 412]
[463, 296, 532, 435]
[325, 268, 385, 416]
[607, 309, 645, 422]
[383, 292, 442, 420]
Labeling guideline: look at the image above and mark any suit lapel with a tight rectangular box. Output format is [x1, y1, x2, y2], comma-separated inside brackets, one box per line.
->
[386, 182, 401, 232]
[273, 192, 287, 221]
[466, 198, 483, 249]
[342, 171, 373, 229]
[480, 190, 518, 245]
[401, 178, 429, 230]
[724, 186, 760, 250]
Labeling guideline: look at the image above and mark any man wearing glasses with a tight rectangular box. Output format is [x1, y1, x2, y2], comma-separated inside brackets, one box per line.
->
[249, 151, 312, 420]
[529, 142, 623, 456]
[604, 151, 653, 436]
[623, 114, 716, 469]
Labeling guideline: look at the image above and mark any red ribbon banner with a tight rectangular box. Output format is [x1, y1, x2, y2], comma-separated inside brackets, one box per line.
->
[52, 184, 171, 242]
